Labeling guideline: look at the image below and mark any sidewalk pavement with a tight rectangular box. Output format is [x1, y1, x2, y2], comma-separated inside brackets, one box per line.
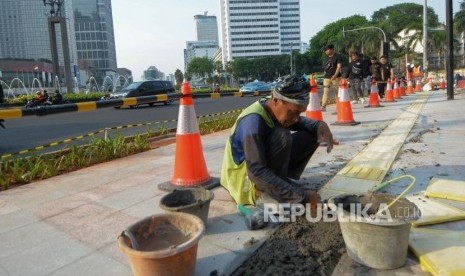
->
[0, 89, 464, 275]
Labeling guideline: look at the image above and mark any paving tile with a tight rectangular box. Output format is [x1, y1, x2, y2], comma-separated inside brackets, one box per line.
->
[0, 198, 21, 216]
[45, 203, 138, 249]
[332, 253, 428, 276]
[34, 194, 92, 219]
[98, 240, 131, 267]
[0, 222, 93, 276]
[0, 209, 40, 235]
[76, 173, 157, 201]
[196, 239, 245, 276]
[96, 181, 161, 211]
[48, 250, 131, 276]
[0, 184, 67, 210]
[121, 194, 166, 220]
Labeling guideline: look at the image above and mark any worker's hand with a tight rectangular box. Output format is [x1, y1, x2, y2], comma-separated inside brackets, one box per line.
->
[317, 121, 334, 153]
[305, 190, 321, 209]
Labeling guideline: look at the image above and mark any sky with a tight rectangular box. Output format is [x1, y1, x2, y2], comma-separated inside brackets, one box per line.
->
[112, 0, 461, 81]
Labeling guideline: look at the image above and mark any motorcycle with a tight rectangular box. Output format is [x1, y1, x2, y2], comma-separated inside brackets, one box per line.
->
[25, 99, 52, 108]
[25, 93, 69, 108]
[25, 98, 51, 108]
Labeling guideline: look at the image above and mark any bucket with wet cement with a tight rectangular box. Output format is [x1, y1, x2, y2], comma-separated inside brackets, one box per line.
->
[117, 212, 204, 276]
[160, 188, 214, 227]
[329, 193, 420, 269]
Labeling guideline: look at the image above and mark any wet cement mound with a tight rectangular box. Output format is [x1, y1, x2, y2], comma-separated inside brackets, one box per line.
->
[232, 217, 345, 276]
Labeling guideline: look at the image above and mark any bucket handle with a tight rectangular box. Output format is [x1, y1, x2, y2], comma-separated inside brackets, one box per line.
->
[121, 230, 140, 250]
[372, 175, 416, 217]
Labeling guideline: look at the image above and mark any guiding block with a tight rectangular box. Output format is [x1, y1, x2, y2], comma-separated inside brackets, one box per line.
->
[409, 227, 465, 276]
[425, 177, 465, 202]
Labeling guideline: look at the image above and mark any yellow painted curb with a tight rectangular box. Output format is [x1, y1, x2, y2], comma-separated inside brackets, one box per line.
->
[76, 102, 97, 112]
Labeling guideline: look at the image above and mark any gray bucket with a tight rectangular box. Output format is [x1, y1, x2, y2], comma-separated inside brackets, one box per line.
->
[329, 193, 420, 270]
[159, 188, 214, 227]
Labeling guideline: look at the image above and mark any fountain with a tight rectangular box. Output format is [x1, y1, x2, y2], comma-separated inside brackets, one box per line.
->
[74, 76, 79, 93]
[9, 78, 30, 96]
[31, 78, 44, 94]
[102, 75, 114, 92]
[54, 75, 61, 93]
[117, 75, 132, 89]
[86, 76, 100, 94]
[0, 80, 15, 100]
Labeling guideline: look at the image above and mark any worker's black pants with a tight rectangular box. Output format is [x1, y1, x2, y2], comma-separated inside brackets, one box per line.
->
[377, 82, 387, 98]
[265, 126, 320, 180]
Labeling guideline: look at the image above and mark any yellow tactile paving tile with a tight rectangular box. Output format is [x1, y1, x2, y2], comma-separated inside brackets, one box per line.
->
[425, 178, 465, 202]
[320, 92, 431, 199]
[406, 195, 465, 227]
[409, 227, 465, 276]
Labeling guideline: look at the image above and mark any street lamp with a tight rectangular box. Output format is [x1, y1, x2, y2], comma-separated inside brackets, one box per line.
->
[342, 26, 388, 59]
[423, 0, 428, 78]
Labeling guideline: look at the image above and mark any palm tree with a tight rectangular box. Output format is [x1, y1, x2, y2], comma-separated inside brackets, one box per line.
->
[454, 1, 465, 33]
[428, 30, 447, 70]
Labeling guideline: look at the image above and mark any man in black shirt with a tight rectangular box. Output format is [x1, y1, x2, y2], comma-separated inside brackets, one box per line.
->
[377, 56, 394, 99]
[345, 51, 369, 104]
[322, 44, 343, 111]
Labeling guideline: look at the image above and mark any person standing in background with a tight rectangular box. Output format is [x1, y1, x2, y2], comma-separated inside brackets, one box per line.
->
[369, 56, 381, 95]
[377, 56, 394, 99]
[321, 44, 343, 111]
[345, 51, 368, 104]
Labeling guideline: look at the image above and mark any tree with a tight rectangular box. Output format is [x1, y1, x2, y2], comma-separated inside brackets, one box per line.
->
[454, 1, 465, 33]
[371, 3, 439, 64]
[231, 58, 252, 82]
[174, 69, 183, 86]
[186, 57, 214, 83]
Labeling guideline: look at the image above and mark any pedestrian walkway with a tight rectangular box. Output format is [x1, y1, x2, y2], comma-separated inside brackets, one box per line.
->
[0, 89, 464, 275]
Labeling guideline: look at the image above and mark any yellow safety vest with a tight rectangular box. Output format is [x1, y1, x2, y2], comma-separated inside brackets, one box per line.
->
[220, 98, 274, 205]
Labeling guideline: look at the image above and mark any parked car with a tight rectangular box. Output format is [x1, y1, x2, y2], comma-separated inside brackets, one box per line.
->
[111, 80, 174, 108]
[266, 82, 277, 91]
[239, 81, 271, 93]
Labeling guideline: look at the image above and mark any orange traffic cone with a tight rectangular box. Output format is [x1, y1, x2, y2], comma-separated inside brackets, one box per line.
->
[439, 77, 446, 89]
[306, 78, 323, 121]
[392, 79, 401, 99]
[159, 80, 220, 191]
[399, 79, 407, 96]
[384, 79, 395, 102]
[365, 79, 383, 108]
[407, 79, 415, 94]
[415, 79, 422, 92]
[332, 79, 360, 126]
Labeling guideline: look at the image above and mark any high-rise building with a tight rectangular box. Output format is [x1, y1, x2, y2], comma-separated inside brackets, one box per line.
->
[194, 12, 219, 44]
[73, 0, 117, 80]
[220, 0, 301, 63]
[184, 40, 219, 72]
[184, 11, 220, 79]
[0, 0, 77, 83]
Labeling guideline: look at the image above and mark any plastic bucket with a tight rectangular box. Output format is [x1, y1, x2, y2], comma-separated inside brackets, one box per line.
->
[160, 188, 214, 226]
[329, 193, 420, 269]
[118, 212, 205, 276]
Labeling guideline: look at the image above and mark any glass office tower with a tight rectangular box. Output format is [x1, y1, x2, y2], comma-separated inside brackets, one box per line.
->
[73, 0, 117, 77]
[0, 0, 77, 67]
